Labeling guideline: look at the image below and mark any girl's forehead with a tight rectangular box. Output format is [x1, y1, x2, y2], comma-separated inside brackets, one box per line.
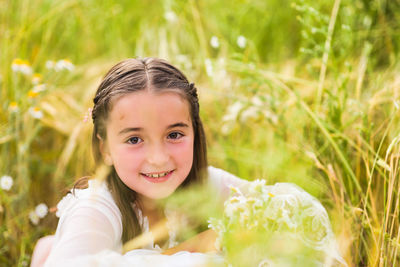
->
[108, 90, 192, 127]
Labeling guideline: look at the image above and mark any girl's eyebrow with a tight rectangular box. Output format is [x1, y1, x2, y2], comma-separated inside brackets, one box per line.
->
[167, 122, 189, 129]
[118, 122, 189, 136]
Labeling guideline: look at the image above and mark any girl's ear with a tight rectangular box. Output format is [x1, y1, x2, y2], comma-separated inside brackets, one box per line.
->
[97, 134, 113, 166]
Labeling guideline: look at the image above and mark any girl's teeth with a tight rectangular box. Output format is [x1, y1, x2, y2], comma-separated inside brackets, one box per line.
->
[146, 171, 169, 178]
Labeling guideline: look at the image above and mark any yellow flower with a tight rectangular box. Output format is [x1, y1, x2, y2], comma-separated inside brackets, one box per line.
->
[9, 102, 19, 112]
[28, 90, 39, 98]
[268, 192, 275, 198]
[11, 58, 32, 75]
[12, 58, 26, 65]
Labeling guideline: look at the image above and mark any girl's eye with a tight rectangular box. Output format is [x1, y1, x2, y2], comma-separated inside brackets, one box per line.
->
[127, 136, 142, 145]
[167, 132, 183, 140]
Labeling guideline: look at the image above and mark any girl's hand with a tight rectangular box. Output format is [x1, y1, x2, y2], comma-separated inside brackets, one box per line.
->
[162, 229, 219, 255]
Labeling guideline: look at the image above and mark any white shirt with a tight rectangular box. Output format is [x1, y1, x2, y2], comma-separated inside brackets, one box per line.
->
[44, 166, 248, 267]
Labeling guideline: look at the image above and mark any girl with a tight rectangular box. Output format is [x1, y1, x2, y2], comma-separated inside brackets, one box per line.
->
[31, 57, 249, 266]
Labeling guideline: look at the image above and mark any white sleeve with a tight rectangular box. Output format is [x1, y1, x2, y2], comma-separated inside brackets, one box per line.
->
[207, 166, 250, 200]
[44, 200, 124, 267]
[44, 189, 224, 267]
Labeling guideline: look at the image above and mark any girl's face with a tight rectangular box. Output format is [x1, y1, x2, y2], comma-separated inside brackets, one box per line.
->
[101, 90, 194, 202]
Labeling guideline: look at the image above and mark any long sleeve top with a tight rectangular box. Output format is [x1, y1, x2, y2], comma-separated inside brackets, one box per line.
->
[44, 166, 248, 267]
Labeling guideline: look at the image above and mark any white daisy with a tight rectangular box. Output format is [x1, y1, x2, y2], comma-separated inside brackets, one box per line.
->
[29, 211, 39, 225]
[0, 175, 13, 191]
[35, 203, 48, 218]
[29, 107, 44, 119]
[237, 35, 247, 49]
[210, 36, 220, 48]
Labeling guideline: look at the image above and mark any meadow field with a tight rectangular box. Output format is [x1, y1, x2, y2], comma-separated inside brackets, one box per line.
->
[1, 0, 399, 266]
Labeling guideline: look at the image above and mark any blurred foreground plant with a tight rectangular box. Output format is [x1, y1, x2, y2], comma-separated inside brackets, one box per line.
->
[209, 180, 347, 267]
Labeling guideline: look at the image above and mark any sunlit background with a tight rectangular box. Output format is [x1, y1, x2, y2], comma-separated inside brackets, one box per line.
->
[1, 0, 400, 266]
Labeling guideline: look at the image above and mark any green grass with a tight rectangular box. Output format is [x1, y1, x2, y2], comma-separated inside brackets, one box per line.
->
[1, 0, 400, 266]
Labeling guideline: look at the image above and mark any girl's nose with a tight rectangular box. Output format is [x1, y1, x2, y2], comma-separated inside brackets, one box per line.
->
[146, 143, 170, 167]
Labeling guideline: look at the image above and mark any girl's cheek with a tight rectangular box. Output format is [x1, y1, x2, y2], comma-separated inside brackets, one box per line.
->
[169, 140, 194, 158]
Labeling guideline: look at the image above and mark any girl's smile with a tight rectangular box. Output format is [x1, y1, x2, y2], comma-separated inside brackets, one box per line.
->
[141, 170, 175, 183]
[100, 90, 194, 201]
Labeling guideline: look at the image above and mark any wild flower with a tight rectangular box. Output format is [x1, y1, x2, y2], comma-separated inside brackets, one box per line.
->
[45, 60, 55, 69]
[209, 181, 346, 266]
[248, 179, 266, 195]
[32, 73, 42, 84]
[32, 84, 46, 93]
[29, 107, 44, 119]
[0, 175, 13, 191]
[175, 54, 193, 71]
[222, 101, 243, 122]
[164, 10, 177, 22]
[29, 211, 39, 225]
[35, 203, 48, 218]
[204, 58, 213, 77]
[55, 59, 75, 72]
[240, 106, 259, 122]
[11, 58, 33, 75]
[237, 35, 247, 49]
[210, 36, 220, 48]
[251, 96, 263, 107]
[262, 110, 278, 124]
[9, 102, 19, 113]
[28, 90, 39, 99]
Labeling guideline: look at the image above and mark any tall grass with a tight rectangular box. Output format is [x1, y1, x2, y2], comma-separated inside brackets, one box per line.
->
[0, 0, 399, 266]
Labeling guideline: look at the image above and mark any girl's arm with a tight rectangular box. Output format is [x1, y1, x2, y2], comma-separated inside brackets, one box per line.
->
[162, 229, 218, 255]
[207, 166, 250, 200]
[31, 235, 55, 267]
[43, 205, 120, 266]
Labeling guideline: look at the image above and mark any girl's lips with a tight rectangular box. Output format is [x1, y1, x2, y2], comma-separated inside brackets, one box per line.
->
[141, 170, 174, 183]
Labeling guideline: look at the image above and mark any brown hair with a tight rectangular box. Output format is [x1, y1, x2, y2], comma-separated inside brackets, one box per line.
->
[89, 57, 207, 243]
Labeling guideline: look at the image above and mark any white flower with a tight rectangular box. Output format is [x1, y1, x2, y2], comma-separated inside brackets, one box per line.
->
[222, 101, 244, 122]
[221, 122, 234, 135]
[55, 59, 75, 72]
[204, 58, 213, 77]
[32, 84, 46, 93]
[210, 36, 220, 48]
[248, 179, 266, 195]
[240, 106, 259, 122]
[164, 11, 177, 22]
[224, 196, 243, 218]
[29, 211, 39, 225]
[45, 60, 55, 70]
[251, 96, 264, 107]
[0, 175, 13, 191]
[35, 203, 48, 218]
[237, 35, 247, 48]
[11, 59, 33, 75]
[262, 110, 278, 124]
[31, 73, 42, 84]
[29, 107, 44, 119]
